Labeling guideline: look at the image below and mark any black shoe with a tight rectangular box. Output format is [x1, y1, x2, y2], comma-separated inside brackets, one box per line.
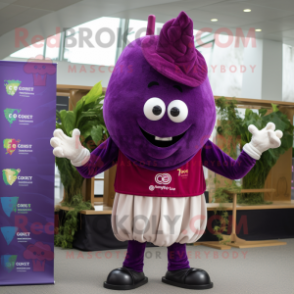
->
[162, 268, 213, 290]
[103, 267, 148, 290]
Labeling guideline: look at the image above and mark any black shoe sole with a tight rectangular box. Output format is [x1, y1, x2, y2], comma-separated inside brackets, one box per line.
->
[162, 277, 213, 290]
[103, 277, 148, 290]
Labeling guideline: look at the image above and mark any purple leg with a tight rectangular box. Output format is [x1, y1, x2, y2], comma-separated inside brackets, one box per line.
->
[123, 240, 146, 272]
[167, 243, 190, 271]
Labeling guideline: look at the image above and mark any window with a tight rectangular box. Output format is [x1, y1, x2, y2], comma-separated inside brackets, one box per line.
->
[128, 19, 164, 44]
[10, 32, 61, 61]
[10, 43, 44, 59]
[45, 32, 62, 60]
[195, 31, 215, 74]
[9, 16, 121, 66]
[63, 17, 121, 66]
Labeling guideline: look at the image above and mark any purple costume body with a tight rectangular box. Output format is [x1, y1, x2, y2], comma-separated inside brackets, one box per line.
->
[75, 11, 256, 290]
[76, 138, 255, 273]
[76, 137, 255, 180]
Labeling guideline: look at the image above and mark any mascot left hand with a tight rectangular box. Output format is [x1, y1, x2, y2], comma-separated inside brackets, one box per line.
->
[243, 122, 283, 160]
[50, 128, 90, 166]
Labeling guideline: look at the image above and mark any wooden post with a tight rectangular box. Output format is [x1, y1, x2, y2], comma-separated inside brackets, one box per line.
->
[82, 178, 95, 203]
[231, 192, 237, 239]
[69, 89, 88, 110]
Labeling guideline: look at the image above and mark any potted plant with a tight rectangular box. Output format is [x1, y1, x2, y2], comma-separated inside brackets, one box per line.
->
[211, 97, 293, 240]
[215, 97, 293, 204]
[54, 81, 108, 248]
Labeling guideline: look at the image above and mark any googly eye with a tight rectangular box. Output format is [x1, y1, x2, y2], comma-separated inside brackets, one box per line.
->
[143, 97, 166, 121]
[167, 100, 188, 123]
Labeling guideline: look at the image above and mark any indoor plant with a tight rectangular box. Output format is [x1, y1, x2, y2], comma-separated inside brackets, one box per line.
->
[215, 97, 293, 204]
[211, 97, 293, 239]
[54, 81, 108, 248]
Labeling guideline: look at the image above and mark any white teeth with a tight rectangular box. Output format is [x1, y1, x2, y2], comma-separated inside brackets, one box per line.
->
[155, 136, 172, 141]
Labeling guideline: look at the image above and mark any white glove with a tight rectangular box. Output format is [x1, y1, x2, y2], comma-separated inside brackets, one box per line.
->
[50, 128, 90, 167]
[243, 122, 283, 160]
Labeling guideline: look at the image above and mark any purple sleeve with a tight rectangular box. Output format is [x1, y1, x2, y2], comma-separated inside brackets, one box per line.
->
[75, 137, 119, 178]
[201, 140, 256, 180]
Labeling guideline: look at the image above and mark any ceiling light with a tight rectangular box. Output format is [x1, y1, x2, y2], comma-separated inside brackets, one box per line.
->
[255, 29, 262, 32]
[211, 18, 218, 22]
[243, 9, 251, 12]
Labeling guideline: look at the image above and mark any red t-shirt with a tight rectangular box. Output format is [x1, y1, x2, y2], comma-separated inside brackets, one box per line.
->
[114, 150, 206, 197]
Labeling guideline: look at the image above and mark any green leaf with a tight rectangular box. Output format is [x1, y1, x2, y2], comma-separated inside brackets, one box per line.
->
[245, 108, 253, 119]
[73, 83, 104, 129]
[82, 130, 92, 142]
[91, 125, 103, 145]
[101, 125, 109, 138]
[271, 103, 279, 112]
[84, 81, 103, 105]
[258, 108, 267, 117]
[60, 111, 75, 135]
[56, 110, 62, 121]
[79, 119, 101, 136]
[75, 109, 100, 129]
[74, 99, 85, 119]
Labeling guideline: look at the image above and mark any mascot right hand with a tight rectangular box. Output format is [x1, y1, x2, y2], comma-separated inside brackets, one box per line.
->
[50, 128, 90, 167]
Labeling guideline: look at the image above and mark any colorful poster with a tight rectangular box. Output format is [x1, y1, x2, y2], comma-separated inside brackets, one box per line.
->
[0, 60, 56, 285]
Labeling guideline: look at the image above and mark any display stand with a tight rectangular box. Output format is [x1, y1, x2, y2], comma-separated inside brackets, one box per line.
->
[196, 189, 287, 250]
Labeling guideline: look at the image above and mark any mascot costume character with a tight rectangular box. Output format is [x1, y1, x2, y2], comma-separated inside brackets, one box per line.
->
[51, 11, 283, 290]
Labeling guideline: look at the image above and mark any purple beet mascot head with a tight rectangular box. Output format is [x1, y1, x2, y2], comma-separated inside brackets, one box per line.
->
[104, 11, 216, 171]
[51, 10, 282, 291]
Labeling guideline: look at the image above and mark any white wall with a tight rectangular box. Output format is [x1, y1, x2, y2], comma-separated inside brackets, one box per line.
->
[261, 40, 283, 101]
[240, 39, 263, 99]
[56, 61, 113, 88]
[209, 34, 244, 98]
[208, 37, 288, 102]
[283, 44, 294, 102]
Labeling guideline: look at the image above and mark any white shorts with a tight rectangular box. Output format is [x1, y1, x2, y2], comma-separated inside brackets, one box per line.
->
[111, 193, 207, 247]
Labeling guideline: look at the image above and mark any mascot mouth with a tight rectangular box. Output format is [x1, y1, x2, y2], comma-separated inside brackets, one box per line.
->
[139, 126, 186, 148]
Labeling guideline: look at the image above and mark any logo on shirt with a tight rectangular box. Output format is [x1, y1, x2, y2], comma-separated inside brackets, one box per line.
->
[177, 168, 189, 178]
[155, 173, 172, 185]
[149, 185, 155, 191]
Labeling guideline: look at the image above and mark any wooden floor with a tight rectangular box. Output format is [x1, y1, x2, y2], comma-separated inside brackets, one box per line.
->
[55, 200, 294, 215]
